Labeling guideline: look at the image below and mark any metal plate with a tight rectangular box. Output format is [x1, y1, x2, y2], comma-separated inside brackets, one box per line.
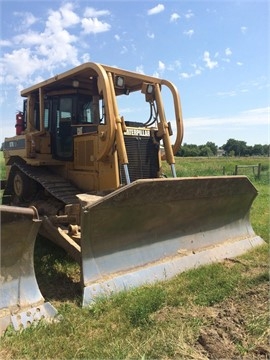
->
[0, 205, 58, 334]
[80, 176, 262, 306]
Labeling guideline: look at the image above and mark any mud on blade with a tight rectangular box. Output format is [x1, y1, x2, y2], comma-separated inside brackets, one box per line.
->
[80, 176, 264, 306]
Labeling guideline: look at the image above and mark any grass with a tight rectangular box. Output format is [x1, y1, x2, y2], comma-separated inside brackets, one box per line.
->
[163, 156, 269, 179]
[0, 150, 6, 179]
[166, 262, 242, 307]
[1, 154, 269, 359]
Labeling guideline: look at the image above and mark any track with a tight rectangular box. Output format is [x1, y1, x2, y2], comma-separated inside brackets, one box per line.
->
[3, 163, 83, 262]
[4, 163, 80, 206]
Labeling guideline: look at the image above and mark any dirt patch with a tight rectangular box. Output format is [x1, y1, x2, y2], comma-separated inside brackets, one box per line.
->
[195, 282, 269, 359]
[153, 278, 269, 359]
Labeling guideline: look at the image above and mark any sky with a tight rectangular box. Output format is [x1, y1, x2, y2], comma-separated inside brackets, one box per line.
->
[0, 0, 269, 147]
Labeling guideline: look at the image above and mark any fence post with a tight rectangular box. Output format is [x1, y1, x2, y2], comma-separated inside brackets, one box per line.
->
[257, 163, 261, 179]
[235, 165, 238, 175]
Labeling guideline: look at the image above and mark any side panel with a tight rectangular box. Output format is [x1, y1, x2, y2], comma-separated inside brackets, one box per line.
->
[72, 132, 120, 192]
[3, 136, 27, 162]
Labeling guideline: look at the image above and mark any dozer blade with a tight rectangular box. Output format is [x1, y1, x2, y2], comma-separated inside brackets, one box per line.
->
[0, 205, 57, 335]
[81, 176, 264, 306]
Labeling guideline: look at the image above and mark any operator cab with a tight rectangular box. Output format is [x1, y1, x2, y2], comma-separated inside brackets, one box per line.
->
[24, 93, 101, 160]
[49, 94, 99, 160]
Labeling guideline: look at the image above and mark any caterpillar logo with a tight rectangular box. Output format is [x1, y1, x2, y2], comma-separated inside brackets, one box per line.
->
[125, 128, 150, 137]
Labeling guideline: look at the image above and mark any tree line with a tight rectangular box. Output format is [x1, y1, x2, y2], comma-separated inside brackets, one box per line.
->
[177, 139, 270, 157]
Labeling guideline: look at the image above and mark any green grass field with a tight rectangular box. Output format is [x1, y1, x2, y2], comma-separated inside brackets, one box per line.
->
[1, 154, 269, 359]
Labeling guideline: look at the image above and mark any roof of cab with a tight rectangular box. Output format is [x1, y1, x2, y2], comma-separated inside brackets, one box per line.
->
[21, 62, 163, 97]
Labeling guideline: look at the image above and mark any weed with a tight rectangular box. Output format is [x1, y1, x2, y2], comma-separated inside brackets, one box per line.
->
[247, 313, 269, 337]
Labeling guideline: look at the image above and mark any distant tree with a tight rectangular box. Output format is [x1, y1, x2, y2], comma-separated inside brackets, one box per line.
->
[245, 146, 253, 156]
[262, 144, 270, 156]
[222, 139, 247, 156]
[205, 141, 218, 155]
[177, 140, 269, 157]
[253, 144, 264, 156]
[177, 143, 200, 157]
[199, 145, 213, 157]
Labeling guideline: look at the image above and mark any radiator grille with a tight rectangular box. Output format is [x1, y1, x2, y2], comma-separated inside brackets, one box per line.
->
[120, 135, 159, 184]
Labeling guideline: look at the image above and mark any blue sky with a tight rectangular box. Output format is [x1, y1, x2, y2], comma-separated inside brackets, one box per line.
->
[0, 0, 269, 146]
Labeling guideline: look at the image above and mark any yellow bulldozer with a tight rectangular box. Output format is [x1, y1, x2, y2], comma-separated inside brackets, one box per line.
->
[1, 62, 264, 332]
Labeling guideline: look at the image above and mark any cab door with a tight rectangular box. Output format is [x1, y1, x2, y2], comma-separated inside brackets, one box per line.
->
[51, 97, 73, 160]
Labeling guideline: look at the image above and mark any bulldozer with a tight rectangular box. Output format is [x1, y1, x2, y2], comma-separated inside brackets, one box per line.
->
[1, 62, 264, 325]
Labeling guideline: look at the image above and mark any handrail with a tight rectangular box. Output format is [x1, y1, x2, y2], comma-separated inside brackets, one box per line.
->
[160, 79, 184, 156]
[88, 63, 117, 161]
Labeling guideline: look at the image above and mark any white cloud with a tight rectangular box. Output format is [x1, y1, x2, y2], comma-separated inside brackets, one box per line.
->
[179, 72, 190, 79]
[14, 31, 46, 46]
[0, 3, 86, 86]
[237, 61, 243, 66]
[183, 29, 194, 37]
[24, 12, 38, 27]
[81, 17, 111, 34]
[194, 69, 202, 75]
[147, 31, 155, 39]
[119, 107, 136, 114]
[147, 4, 165, 16]
[120, 46, 128, 55]
[59, 3, 80, 27]
[135, 65, 145, 74]
[185, 10, 194, 19]
[0, 94, 6, 107]
[241, 26, 247, 34]
[217, 77, 269, 98]
[150, 60, 166, 78]
[225, 48, 232, 56]
[45, 8, 64, 33]
[1, 48, 42, 84]
[13, 11, 39, 30]
[84, 7, 110, 18]
[179, 63, 202, 79]
[170, 13, 180, 22]
[179, 69, 201, 79]
[81, 53, 91, 63]
[203, 51, 218, 69]
[167, 60, 181, 71]
[152, 71, 160, 78]
[45, 3, 80, 32]
[185, 107, 269, 129]
[243, 107, 269, 117]
[38, 34, 79, 68]
[0, 40, 12, 47]
[114, 34, 120, 41]
[217, 90, 237, 97]
[158, 60, 165, 71]
[182, 107, 269, 145]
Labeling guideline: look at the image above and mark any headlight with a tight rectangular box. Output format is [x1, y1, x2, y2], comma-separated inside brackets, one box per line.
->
[115, 76, 125, 88]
